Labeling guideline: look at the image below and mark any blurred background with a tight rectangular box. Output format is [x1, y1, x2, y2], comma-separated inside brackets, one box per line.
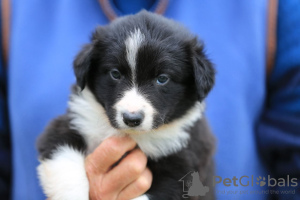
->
[0, 0, 299, 199]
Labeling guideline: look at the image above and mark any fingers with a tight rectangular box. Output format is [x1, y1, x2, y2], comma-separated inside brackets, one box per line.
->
[117, 168, 152, 200]
[85, 136, 136, 174]
[102, 148, 148, 194]
[85, 137, 152, 200]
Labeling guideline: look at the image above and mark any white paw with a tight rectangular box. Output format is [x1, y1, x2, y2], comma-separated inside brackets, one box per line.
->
[37, 146, 89, 200]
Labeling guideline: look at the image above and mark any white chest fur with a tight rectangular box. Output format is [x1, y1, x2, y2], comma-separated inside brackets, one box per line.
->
[68, 87, 204, 159]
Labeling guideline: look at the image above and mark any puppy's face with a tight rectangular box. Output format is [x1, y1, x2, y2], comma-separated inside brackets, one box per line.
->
[73, 12, 215, 133]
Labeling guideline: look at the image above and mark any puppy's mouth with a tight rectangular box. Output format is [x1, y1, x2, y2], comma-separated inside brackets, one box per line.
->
[115, 117, 166, 135]
[120, 128, 149, 135]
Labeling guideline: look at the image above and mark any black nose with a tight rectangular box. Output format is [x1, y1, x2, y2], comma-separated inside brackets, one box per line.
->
[122, 111, 144, 127]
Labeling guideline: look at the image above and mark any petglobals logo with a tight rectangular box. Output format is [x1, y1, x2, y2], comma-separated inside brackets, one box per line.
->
[179, 172, 298, 198]
[213, 175, 298, 187]
[179, 171, 210, 198]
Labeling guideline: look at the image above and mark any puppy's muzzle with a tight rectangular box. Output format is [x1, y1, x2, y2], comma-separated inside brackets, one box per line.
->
[122, 111, 145, 127]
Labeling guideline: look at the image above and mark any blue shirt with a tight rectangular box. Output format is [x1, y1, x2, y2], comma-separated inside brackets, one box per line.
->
[3, 0, 299, 199]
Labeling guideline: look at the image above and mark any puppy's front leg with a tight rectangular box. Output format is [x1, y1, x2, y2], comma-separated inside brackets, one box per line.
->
[38, 146, 89, 200]
[37, 116, 89, 200]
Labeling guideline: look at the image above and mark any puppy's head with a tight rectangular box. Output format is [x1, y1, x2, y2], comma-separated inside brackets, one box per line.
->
[73, 11, 215, 133]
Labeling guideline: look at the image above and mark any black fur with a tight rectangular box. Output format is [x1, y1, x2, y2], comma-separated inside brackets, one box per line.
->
[37, 115, 86, 160]
[37, 11, 215, 200]
[73, 11, 215, 129]
[146, 118, 215, 200]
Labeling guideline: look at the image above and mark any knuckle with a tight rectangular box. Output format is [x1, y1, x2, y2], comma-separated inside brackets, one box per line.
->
[136, 176, 151, 192]
[104, 140, 122, 156]
[135, 149, 147, 163]
[128, 161, 144, 175]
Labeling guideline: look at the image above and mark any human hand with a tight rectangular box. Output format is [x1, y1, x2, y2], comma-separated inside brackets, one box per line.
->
[85, 136, 152, 200]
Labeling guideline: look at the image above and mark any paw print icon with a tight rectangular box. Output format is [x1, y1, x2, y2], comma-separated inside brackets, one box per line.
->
[256, 176, 266, 186]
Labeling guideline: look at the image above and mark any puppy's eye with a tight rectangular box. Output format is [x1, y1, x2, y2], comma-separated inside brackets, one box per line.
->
[157, 74, 169, 85]
[110, 69, 121, 80]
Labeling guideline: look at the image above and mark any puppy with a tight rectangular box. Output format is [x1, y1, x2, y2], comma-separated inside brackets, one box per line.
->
[37, 11, 215, 200]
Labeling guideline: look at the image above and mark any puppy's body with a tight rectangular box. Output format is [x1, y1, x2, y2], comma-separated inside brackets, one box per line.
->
[37, 11, 215, 200]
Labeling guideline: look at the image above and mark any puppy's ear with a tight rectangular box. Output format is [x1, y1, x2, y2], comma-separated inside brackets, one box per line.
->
[190, 38, 215, 101]
[73, 43, 94, 89]
[73, 26, 106, 89]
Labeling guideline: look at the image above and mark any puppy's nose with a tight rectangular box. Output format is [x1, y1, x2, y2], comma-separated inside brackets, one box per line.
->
[122, 111, 144, 127]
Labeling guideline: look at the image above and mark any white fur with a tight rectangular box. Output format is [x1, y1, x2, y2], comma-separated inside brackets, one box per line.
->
[114, 87, 156, 131]
[132, 194, 149, 200]
[68, 87, 118, 154]
[130, 101, 204, 159]
[37, 146, 89, 200]
[125, 28, 145, 82]
[68, 87, 204, 159]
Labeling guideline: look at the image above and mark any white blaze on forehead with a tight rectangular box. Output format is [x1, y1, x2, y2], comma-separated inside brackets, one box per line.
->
[125, 29, 145, 82]
[114, 87, 156, 130]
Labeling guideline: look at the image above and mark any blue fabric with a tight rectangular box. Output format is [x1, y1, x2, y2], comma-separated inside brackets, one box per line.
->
[112, 0, 156, 14]
[6, 0, 276, 199]
[270, 0, 300, 115]
[257, 0, 300, 199]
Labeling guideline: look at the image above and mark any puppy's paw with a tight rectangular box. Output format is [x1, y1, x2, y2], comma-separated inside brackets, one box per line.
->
[37, 145, 89, 200]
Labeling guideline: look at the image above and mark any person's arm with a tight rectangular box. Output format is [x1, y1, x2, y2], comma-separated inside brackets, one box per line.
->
[0, 70, 10, 199]
[0, 5, 11, 199]
[257, 0, 300, 199]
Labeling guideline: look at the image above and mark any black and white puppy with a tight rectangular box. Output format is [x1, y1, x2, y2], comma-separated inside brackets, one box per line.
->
[37, 11, 215, 200]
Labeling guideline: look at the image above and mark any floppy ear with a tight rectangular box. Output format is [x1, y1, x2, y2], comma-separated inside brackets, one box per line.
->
[73, 43, 94, 89]
[190, 38, 215, 101]
[73, 26, 107, 89]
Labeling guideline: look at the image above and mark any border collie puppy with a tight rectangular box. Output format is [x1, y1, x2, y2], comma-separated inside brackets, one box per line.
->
[37, 11, 215, 200]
